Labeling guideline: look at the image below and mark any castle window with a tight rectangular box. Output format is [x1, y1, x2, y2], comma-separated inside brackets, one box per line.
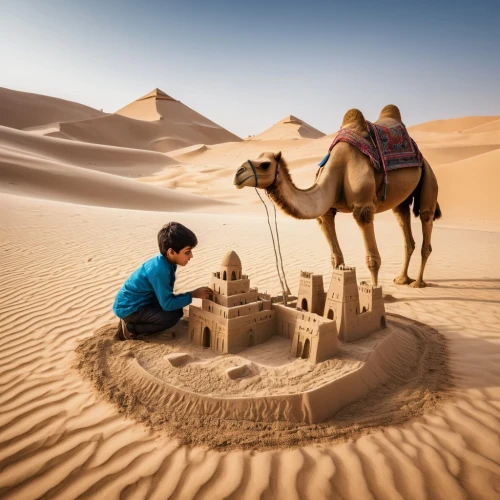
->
[327, 309, 334, 320]
[231, 271, 237, 280]
[223, 271, 227, 281]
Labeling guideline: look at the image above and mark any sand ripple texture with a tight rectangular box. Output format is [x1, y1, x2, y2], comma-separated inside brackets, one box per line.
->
[1, 193, 500, 499]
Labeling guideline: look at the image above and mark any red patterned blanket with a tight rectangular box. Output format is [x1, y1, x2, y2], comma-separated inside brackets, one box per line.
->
[319, 121, 423, 176]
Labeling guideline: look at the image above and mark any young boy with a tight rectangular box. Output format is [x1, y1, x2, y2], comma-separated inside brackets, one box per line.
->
[113, 222, 212, 340]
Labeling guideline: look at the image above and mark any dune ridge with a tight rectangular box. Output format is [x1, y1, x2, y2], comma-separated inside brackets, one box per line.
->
[0, 87, 105, 130]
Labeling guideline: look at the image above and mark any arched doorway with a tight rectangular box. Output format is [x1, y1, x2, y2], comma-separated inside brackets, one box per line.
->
[327, 309, 334, 320]
[381, 316, 386, 328]
[296, 339, 303, 357]
[248, 329, 255, 347]
[223, 271, 227, 281]
[202, 326, 211, 348]
[302, 339, 311, 359]
[301, 298, 308, 311]
[231, 270, 236, 281]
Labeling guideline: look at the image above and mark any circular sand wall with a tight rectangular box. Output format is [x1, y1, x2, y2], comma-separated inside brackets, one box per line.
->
[75, 314, 452, 450]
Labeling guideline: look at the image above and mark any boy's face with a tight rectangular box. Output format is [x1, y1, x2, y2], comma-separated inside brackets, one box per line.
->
[166, 246, 193, 266]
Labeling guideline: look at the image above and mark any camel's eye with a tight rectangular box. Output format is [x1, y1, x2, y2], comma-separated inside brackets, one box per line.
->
[260, 162, 271, 170]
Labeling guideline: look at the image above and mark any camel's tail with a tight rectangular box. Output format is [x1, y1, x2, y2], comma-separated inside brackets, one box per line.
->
[411, 160, 442, 220]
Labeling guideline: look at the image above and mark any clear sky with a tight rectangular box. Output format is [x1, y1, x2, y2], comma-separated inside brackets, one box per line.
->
[1, 0, 499, 137]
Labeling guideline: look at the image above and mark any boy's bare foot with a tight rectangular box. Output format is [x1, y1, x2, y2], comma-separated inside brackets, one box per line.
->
[117, 319, 132, 341]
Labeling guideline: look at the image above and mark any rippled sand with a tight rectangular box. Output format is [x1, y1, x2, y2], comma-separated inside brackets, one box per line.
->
[1, 193, 499, 499]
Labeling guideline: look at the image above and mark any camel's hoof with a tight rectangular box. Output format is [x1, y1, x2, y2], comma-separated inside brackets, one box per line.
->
[409, 280, 427, 288]
[393, 275, 414, 285]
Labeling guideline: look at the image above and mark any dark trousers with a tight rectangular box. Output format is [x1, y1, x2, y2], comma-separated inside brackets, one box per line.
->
[124, 302, 183, 336]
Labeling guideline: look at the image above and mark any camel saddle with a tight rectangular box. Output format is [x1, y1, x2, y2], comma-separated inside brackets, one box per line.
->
[319, 121, 423, 176]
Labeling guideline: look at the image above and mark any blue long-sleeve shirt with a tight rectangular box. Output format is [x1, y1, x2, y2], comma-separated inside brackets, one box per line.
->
[113, 254, 192, 318]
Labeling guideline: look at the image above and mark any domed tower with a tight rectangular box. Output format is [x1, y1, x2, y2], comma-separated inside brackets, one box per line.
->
[221, 251, 242, 281]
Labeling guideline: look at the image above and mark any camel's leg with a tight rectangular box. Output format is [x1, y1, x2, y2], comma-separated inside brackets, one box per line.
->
[317, 209, 344, 268]
[393, 200, 416, 285]
[410, 158, 439, 288]
[410, 211, 434, 288]
[353, 206, 381, 286]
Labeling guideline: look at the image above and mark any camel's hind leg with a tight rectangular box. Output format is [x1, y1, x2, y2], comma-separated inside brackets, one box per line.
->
[410, 211, 434, 288]
[410, 159, 440, 288]
[317, 209, 344, 268]
[393, 199, 416, 285]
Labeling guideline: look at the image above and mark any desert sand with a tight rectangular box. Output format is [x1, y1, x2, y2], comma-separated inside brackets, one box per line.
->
[1, 87, 500, 499]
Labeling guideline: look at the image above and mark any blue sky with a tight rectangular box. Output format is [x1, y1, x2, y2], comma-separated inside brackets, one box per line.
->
[1, 0, 499, 137]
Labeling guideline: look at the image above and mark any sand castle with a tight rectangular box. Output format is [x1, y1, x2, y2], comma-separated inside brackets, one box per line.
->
[188, 251, 386, 362]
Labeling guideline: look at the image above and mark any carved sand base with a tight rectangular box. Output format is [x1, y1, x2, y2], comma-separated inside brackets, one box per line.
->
[75, 314, 452, 450]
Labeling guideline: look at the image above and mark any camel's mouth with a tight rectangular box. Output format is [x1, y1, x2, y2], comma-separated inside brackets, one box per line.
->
[233, 175, 255, 188]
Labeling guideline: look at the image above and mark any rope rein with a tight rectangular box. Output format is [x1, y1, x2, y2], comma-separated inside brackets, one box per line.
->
[271, 201, 291, 295]
[247, 159, 290, 304]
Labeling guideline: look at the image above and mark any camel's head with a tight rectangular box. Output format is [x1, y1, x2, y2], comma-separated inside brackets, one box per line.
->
[233, 151, 281, 189]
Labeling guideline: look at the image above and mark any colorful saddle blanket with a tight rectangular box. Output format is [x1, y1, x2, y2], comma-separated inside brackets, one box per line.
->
[319, 121, 422, 176]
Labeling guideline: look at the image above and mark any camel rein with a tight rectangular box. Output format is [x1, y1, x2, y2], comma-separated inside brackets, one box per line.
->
[247, 159, 291, 304]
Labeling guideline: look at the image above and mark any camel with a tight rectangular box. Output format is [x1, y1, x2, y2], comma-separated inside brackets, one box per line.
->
[233, 105, 441, 288]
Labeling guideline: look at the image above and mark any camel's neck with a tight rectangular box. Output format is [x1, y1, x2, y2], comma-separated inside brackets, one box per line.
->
[265, 162, 336, 219]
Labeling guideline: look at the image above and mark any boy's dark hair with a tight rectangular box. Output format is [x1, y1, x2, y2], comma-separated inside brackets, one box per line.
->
[158, 222, 198, 256]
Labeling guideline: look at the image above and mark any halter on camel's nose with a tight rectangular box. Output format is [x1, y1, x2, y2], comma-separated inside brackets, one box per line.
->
[234, 160, 259, 187]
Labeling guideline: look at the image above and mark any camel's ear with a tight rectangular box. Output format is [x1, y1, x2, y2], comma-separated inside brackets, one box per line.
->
[274, 151, 282, 163]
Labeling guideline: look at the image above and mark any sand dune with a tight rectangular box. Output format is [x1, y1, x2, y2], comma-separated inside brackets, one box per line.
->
[250, 115, 325, 141]
[417, 144, 500, 167]
[0, 87, 105, 130]
[0, 125, 174, 177]
[0, 145, 227, 212]
[433, 148, 500, 226]
[408, 116, 500, 134]
[2, 87, 241, 154]
[44, 88, 241, 153]
[1, 195, 499, 498]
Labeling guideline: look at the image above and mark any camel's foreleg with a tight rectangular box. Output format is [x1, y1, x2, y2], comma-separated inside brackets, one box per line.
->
[410, 210, 434, 288]
[393, 200, 416, 285]
[317, 209, 344, 268]
[353, 205, 381, 286]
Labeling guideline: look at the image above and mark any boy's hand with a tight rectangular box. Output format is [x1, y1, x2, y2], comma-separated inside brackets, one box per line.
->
[190, 287, 213, 300]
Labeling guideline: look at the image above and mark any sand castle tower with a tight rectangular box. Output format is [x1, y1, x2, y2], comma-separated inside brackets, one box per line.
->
[323, 265, 386, 342]
[188, 251, 275, 353]
[220, 250, 242, 282]
[296, 271, 326, 315]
